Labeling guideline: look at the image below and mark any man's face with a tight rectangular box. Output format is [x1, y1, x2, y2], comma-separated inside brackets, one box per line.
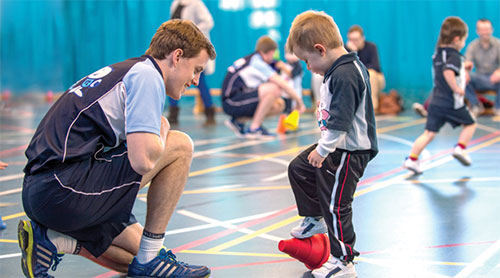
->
[476, 21, 493, 41]
[292, 45, 328, 76]
[167, 49, 209, 100]
[347, 31, 365, 50]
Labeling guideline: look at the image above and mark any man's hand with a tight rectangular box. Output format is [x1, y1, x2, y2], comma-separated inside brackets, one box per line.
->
[346, 40, 357, 52]
[308, 149, 326, 168]
[455, 87, 465, 96]
[490, 69, 500, 84]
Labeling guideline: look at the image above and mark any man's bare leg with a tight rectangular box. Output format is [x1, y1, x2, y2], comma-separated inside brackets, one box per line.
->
[249, 83, 281, 130]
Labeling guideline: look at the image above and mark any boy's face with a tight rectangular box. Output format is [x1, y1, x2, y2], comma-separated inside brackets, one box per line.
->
[292, 45, 329, 76]
[167, 49, 209, 100]
[260, 50, 276, 64]
[453, 35, 467, 51]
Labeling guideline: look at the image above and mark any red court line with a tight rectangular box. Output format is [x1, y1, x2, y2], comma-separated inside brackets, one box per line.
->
[0, 124, 35, 133]
[0, 144, 28, 159]
[210, 258, 296, 271]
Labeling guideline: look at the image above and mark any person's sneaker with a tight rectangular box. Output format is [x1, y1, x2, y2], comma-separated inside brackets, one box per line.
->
[452, 146, 471, 166]
[128, 248, 210, 278]
[18, 220, 63, 278]
[0, 216, 6, 230]
[224, 118, 246, 138]
[403, 157, 422, 175]
[245, 126, 275, 139]
[412, 102, 428, 118]
[470, 105, 485, 118]
[290, 216, 327, 239]
[311, 256, 357, 278]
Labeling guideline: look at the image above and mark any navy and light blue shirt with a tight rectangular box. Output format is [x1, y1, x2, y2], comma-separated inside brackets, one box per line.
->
[316, 52, 378, 159]
[222, 52, 276, 100]
[430, 47, 466, 109]
[24, 55, 166, 175]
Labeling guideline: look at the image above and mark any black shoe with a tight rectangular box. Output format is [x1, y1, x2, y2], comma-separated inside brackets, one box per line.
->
[203, 106, 216, 126]
[168, 106, 180, 125]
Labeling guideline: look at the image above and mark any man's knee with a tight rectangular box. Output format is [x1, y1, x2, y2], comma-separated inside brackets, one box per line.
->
[165, 130, 194, 156]
[259, 82, 281, 98]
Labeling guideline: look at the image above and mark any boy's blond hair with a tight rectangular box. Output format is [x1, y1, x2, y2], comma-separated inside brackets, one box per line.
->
[437, 16, 468, 46]
[287, 11, 343, 53]
[146, 19, 216, 60]
[255, 36, 278, 53]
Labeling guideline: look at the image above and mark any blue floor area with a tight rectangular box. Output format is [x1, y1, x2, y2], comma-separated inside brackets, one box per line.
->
[1, 97, 500, 277]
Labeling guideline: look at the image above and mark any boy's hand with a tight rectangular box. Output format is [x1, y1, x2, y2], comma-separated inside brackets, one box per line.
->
[455, 88, 465, 96]
[464, 61, 474, 71]
[308, 149, 326, 168]
[0, 161, 8, 170]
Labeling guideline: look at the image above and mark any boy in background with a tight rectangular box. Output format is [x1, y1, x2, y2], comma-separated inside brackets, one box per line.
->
[286, 10, 378, 278]
[404, 16, 476, 174]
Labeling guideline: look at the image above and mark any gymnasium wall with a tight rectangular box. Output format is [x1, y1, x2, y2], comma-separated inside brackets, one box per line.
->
[1, 0, 499, 104]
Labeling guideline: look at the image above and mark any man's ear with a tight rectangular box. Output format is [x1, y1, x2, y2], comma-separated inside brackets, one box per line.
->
[313, 43, 326, 56]
[171, 48, 184, 66]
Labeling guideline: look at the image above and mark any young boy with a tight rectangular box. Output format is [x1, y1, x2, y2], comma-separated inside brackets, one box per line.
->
[286, 11, 378, 278]
[404, 16, 476, 174]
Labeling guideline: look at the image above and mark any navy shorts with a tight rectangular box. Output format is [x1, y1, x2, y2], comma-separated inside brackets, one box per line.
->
[22, 143, 142, 257]
[425, 104, 475, 132]
[222, 86, 260, 118]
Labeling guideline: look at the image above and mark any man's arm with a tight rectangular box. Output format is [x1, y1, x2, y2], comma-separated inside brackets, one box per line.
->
[127, 117, 169, 175]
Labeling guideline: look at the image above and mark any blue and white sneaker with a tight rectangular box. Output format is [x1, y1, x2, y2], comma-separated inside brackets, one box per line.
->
[0, 216, 6, 230]
[245, 126, 275, 139]
[128, 248, 210, 278]
[290, 216, 328, 239]
[311, 255, 357, 278]
[224, 118, 246, 138]
[18, 220, 63, 278]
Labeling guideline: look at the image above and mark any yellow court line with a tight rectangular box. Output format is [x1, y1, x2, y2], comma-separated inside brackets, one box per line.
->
[376, 118, 426, 133]
[207, 215, 302, 252]
[3, 212, 25, 220]
[188, 147, 303, 177]
[137, 185, 291, 197]
[0, 239, 18, 243]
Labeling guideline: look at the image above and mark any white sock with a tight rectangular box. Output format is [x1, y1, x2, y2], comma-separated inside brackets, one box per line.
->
[47, 229, 78, 254]
[136, 230, 165, 264]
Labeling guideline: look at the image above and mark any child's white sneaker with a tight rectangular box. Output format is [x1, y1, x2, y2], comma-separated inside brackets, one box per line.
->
[290, 216, 327, 239]
[452, 146, 471, 166]
[403, 157, 422, 174]
[311, 256, 357, 278]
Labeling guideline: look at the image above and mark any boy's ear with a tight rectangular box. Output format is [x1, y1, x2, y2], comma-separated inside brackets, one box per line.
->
[313, 44, 326, 56]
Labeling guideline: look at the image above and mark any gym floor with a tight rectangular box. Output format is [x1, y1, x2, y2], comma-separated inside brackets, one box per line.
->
[1, 96, 500, 278]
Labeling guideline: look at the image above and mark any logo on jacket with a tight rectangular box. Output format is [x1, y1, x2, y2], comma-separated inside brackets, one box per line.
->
[317, 109, 330, 131]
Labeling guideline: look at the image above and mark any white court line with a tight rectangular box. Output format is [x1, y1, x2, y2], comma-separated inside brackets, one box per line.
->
[164, 210, 279, 236]
[454, 240, 500, 278]
[0, 173, 24, 183]
[0, 187, 22, 197]
[378, 133, 431, 159]
[0, 253, 21, 259]
[177, 210, 283, 242]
